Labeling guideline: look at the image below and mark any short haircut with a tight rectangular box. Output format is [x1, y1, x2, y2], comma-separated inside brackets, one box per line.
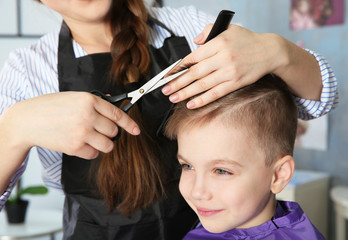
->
[164, 74, 298, 166]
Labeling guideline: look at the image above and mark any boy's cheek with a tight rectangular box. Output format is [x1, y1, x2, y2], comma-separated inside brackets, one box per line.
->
[179, 175, 190, 199]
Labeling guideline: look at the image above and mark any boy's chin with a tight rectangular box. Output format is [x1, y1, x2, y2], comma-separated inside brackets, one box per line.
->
[199, 220, 231, 234]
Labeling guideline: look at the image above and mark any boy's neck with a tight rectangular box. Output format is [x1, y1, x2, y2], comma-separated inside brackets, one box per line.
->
[237, 195, 277, 229]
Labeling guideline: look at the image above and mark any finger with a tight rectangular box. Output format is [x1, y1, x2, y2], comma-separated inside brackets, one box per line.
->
[187, 78, 238, 109]
[167, 57, 219, 102]
[63, 122, 114, 157]
[93, 114, 119, 138]
[182, 23, 231, 67]
[185, 65, 256, 109]
[180, 40, 218, 70]
[71, 143, 100, 160]
[85, 131, 115, 154]
[165, 34, 222, 80]
[185, 61, 268, 109]
[194, 24, 213, 45]
[163, 44, 218, 95]
[93, 97, 141, 135]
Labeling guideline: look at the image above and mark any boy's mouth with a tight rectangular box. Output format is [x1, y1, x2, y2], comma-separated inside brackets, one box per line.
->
[196, 207, 223, 217]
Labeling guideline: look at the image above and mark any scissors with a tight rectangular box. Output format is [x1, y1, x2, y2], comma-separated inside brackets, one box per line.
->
[90, 60, 187, 140]
[91, 59, 188, 113]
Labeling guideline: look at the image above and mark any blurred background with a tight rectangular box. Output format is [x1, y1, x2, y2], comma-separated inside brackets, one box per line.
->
[0, 0, 346, 239]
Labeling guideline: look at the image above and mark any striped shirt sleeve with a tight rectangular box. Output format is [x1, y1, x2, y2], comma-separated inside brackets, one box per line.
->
[0, 49, 30, 210]
[0, 33, 62, 212]
[0, 159, 28, 210]
[296, 49, 338, 120]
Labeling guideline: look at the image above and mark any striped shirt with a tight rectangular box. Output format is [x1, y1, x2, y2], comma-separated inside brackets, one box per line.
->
[0, 6, 338, 211]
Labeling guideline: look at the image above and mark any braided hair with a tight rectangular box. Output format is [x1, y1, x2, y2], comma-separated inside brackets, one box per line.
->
[96, 0, 165, 216]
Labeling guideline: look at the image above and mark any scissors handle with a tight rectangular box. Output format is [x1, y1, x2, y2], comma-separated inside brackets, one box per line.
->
[90, 90, 126, 104]
[104, 93, 133, 113]
[90, 90, 132, 111]
[122, 102, 133, 112]
[107, 93, 127, 104]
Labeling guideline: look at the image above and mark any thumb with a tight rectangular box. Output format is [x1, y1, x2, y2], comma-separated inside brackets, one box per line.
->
[194, 23, 213, 45]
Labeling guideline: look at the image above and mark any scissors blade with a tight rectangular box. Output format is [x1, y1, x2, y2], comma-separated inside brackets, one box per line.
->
[141, 59, 182, 94]
[145, 69, 188, 94]
[127, 59, 182, 105]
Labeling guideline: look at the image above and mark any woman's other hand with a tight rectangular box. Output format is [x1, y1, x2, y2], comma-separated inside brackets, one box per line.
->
[162, 24, 322, 109]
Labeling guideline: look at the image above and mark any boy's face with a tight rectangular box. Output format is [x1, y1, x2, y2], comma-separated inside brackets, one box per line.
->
[177, 122, 276, 233]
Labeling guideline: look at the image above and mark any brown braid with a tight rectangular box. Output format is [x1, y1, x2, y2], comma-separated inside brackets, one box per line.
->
[108, 0, 150, 84]
[96, 0, 165, 216]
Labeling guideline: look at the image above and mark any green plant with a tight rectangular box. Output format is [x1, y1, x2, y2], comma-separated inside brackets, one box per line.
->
[6, 178, 48, 204]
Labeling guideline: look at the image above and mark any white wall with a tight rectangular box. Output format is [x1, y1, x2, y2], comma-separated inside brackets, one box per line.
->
[0, 0, 61, 35]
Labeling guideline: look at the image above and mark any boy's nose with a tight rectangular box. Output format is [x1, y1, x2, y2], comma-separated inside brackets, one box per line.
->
[190, 176, 212, 201]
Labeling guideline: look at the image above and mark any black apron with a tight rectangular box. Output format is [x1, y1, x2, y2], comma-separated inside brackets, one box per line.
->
[57, 20, 197, 240]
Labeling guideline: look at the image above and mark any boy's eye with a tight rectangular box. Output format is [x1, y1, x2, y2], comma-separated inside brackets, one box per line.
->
[181, 163, 194, 171]
[215, 168, 232, 175]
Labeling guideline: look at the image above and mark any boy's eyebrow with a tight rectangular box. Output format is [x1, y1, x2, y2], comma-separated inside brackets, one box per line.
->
[177, 154, 243, 168]
[177, 154, 189, 162]
[209, 159, 243, 168]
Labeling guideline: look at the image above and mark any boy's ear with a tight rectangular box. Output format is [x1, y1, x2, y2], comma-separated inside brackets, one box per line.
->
[270, 155, 295, 194]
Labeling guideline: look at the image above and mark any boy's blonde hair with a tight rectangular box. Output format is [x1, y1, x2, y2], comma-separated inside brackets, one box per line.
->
[165, 74, 298, 166]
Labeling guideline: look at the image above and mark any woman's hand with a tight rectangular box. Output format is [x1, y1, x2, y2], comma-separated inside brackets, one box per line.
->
[1, 92, 140, 159]
[162, 24, 322, 109]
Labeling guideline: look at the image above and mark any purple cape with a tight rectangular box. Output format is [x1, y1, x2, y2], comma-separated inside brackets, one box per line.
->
[183, 201, 325, 240]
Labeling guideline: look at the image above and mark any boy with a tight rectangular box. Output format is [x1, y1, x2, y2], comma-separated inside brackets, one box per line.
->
[164, 74, 325, 239]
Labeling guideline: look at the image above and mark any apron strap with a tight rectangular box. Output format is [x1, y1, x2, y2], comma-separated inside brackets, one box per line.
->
[58, 21, 75, 58]
[148, 15, 176, 37]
